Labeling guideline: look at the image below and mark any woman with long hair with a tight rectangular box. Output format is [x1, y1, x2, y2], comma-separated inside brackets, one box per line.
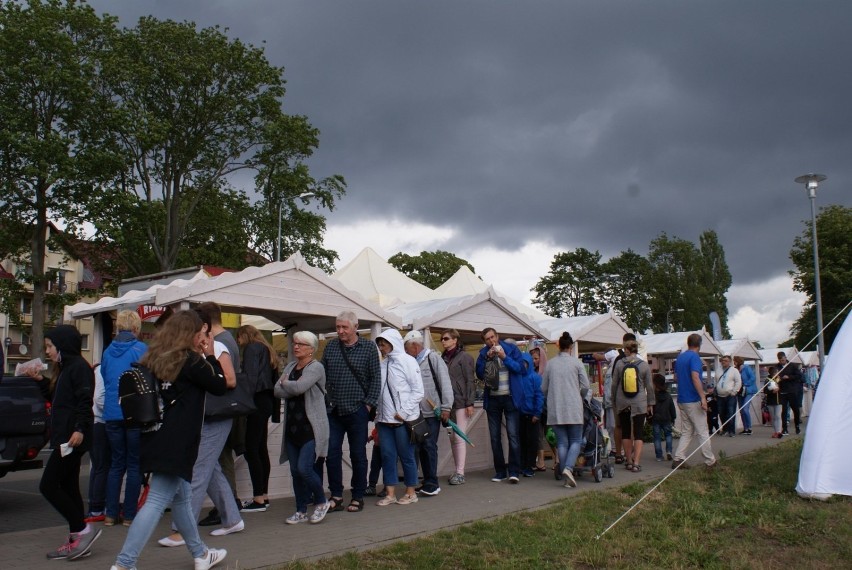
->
[236, 325, 278, 513]
[440, 329, 475, 485]
[274, 331, 330, 524]
[111, 310, 228, 570]
[541, 332, 589, 488]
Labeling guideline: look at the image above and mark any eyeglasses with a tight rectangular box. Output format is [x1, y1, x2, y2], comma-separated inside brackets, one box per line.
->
[440, 336, 452, 341]
[292, 342, 312, 348]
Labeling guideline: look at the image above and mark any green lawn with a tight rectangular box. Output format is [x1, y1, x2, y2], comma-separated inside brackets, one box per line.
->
[280, 439, 852, 569]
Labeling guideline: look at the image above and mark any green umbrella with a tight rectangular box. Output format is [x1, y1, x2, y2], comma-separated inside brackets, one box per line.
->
[426, 398, 475, 447]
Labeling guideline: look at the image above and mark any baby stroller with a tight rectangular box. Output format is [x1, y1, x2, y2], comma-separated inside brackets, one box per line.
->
[573, 398, 615, 482]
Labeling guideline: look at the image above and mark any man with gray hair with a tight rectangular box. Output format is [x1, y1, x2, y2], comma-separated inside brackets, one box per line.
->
[321, 311, 381, 513]
[403, 330, 454, 496]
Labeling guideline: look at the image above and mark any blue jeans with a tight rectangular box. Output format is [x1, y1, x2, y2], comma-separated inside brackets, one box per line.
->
[417, 416, 441, 489]
[327, 406, 369, 500]
[116, 474, 206, 568]
[486, 394, 521, 477]
[377, 423, 418, 487]
[738, 394, 754, 431]
[88, 422, 111, 514]
[552, 424, 583, 472]
[105, 421, 141, 520]
[652, 422, 673, 459]
[285, 439, 326, 514]
[717, 395, 738, 435]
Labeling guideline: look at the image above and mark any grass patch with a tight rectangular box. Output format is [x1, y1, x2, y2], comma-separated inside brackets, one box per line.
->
[278, 439, 851, 569]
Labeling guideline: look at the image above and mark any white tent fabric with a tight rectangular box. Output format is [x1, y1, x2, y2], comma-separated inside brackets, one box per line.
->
[537, 312, 632, 350]
[333, 247, 435, 307]
[639, 329, 723, 357]
[433, 265, 550, 322]
[796, 350, 821, 366]
[796, 311, 852, 499]
[714, 338, 762, 361]
[63, 270, 208, 318]
[757, 347, 804, 365]
[390, 288, 551, 340]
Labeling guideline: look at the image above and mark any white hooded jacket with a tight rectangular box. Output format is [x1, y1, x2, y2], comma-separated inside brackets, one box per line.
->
[376, 329, 424, 424]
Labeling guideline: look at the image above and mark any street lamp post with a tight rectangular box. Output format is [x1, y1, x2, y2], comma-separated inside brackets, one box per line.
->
[277, 192, 316, 262]
[794, 173, 827, 371]
[666, 307, 684, 334]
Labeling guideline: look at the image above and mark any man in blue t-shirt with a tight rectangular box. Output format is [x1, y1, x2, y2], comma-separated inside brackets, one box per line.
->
[671, 333, 716, 470]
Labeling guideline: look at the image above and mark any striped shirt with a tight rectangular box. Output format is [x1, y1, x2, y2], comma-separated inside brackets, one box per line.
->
[321, 337, 381, 415]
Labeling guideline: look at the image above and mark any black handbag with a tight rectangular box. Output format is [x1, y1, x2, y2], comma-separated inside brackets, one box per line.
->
[387, 368, 430, 445]
[205, 370, 258, 418]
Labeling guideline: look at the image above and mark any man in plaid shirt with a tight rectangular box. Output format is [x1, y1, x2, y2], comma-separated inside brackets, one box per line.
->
[322, 311, 381, 512]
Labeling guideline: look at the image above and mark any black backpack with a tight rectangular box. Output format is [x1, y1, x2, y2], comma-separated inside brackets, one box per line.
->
[118, 363, 162, 432]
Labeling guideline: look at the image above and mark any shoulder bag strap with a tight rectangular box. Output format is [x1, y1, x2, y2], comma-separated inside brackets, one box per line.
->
[426, 353, 443, 405]
[339, 339, 369, 397]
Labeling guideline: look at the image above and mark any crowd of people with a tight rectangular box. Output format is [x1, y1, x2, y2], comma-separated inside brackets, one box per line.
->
[25, 306, 806, 567]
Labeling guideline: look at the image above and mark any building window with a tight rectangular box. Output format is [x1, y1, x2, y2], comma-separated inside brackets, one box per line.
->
[20, 297, 33, 315]
[80, 334, 89, 350]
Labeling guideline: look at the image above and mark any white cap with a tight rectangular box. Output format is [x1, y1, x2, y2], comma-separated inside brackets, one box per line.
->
[403, 330, 424, 344]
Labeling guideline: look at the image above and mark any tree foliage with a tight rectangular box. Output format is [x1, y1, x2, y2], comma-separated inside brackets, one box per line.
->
[788, 204, 852, 352]
[88, 17, 345, 275]
[532, 248, 605, 317]
[388, 250, 475, 290]
[599, 249, 654, 333]
[0, 0, 119, 356]
[531, 233, 733, 335]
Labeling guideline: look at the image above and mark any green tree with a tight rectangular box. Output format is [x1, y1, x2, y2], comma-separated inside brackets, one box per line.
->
[698, 230, 732, 338]
[388, 250, 475, 290]
[600, 249, 654, 333]
[532, 248, 605, 317]
[788, 204, 852, 352]
[647, 233, 707, 333]
[91, 17, 344, 274]
[0, 0, 119, 357]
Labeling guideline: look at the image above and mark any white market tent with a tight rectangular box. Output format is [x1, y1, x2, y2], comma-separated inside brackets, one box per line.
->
[65, 253, 403, 358]
[757, 347, 804, 365]
[714, 338, 762, 361]
[390, 288, 551, 347]
[333, 247, 435, 307]
[640, 329, 724, 358]
[434, 265, 550, 322]
[796, 350, 821, 367]
[537, 312, 633, 354]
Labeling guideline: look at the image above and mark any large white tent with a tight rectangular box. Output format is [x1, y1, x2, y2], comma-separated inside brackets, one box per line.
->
[640, 329, 724, 358]
[796, 311, 852, 499]
[332, 247, 435, 307]
[390, 287, 551, 347]
[714, 338, 762, 361]
[537, 312, 633, 354]
[434, 265, 549, 322]
[65, 253, 403, 357]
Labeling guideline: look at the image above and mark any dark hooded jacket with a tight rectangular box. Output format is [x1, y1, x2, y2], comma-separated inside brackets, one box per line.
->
[43, 325, 94, 449]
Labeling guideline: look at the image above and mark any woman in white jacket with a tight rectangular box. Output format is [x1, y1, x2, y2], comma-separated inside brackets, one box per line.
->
[374, 329, 424, 506]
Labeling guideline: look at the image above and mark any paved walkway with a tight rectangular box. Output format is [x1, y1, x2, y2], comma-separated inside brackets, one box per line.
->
[2, 425, 794, 569]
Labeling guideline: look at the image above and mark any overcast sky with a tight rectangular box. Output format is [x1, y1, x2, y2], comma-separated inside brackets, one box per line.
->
[89, 1, 851, 347]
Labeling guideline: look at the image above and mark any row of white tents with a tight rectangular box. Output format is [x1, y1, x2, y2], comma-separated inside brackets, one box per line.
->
[66, 247, 806, 367]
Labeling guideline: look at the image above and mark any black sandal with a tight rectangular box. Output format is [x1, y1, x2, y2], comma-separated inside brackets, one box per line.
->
[346, 499, 364, 512]
[327, 497, 345, 512]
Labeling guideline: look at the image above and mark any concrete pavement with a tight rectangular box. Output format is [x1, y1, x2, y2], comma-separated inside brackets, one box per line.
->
[0, 423, 796, 569]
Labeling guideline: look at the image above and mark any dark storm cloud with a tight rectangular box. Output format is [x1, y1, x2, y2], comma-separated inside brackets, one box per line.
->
[91, 1, 852, 282]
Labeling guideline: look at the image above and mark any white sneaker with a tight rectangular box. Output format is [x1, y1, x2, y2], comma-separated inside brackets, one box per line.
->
[309, 502, 331, 524]
[209, 520, 244, 536]
[157, 535, 185, 547]
[194, 547, 227, 570]
[562, 467, 577, 488]
[285, 511, 309, 524]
